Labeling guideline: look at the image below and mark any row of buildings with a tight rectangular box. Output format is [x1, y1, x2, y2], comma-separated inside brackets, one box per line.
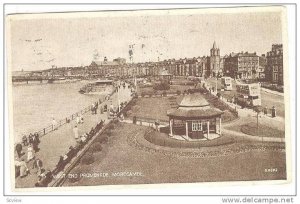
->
[85, 42, 283, 85]
[15, 42, 283, 85]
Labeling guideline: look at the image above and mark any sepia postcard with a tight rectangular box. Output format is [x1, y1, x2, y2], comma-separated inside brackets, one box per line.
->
[6, 6, 291, 192]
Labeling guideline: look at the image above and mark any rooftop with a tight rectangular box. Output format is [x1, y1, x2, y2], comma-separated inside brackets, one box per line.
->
[168, 94, 223, 119]
[179, 93, 209, 107]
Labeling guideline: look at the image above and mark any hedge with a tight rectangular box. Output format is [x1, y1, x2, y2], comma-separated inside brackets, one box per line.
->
[94, 135, 109, 144]
[80, 153, 95, 165]
[88, 142, 102, 153]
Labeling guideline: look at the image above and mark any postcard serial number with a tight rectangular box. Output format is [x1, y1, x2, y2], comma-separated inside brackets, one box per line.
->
[264, 168, 278, 173]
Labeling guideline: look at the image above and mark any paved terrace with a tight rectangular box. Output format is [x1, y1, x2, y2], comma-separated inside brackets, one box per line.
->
[15, 83, 132, 188]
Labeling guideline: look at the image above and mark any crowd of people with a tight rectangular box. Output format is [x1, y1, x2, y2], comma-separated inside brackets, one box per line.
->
[16, 132, 40, 160]
[15, 119, 106, 187]
[15, 132, 42, 179]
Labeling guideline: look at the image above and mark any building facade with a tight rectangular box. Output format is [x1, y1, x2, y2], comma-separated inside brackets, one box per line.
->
[266, 44, 283, 85]
[224, 52, 259, 79]
[258, 54, 266, 80]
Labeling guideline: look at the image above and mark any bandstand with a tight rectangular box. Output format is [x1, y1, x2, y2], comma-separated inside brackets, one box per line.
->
[167, 94, 223, 140]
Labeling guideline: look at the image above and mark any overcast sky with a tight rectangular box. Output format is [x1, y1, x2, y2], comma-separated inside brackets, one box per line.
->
[7, 7, 283, 71]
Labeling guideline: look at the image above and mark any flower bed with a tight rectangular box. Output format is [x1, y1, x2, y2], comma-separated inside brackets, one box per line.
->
[144, 130, 235, 149]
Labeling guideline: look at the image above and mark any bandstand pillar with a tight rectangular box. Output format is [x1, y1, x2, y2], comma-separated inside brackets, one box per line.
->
[185, 121, 188, 138]
[170, 118, 173, 136]
[219, 117, 222, 135]
[207, 121, 210, 139]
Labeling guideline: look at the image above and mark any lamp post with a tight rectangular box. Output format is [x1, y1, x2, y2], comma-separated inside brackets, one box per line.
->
[254, 106, 263, 142]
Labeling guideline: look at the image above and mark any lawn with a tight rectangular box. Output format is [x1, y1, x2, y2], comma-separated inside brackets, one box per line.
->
[241, 122, 285, 138]
[126, 96, 183, 121]
[126, 93, 237, 124]
[63, 123, 286, 187]
[137, 84, 194, 96]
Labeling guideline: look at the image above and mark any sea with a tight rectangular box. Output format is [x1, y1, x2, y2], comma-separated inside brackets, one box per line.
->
[11, 81, 104, 142]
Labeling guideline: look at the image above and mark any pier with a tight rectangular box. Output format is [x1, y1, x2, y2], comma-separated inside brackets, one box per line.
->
[12, 76, 75, 84]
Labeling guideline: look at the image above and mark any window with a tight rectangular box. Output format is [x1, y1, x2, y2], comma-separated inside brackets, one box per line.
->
[192, 121, 202, 131]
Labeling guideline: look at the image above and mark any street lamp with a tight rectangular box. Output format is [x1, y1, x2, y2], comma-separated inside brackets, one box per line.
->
[254, 106, 263, 142]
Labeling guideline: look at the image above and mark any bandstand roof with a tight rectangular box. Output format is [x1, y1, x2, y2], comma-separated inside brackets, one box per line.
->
[179, 94, 209, 107]
[167, 94, 223, 119]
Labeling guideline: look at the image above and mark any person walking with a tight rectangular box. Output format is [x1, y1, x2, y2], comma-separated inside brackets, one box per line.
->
[263, 106, 268, 115]
[271, 106, 276, 118]
[22, 135, 28, 146]
[52, 118, 58, 130]
[27, 144, 35, 162]
[91, 103, 96, 114]
[34, 132, 40, 144]
[15, 143, 23, 158]
[28, 133, 34, 145]
[73, 125, 79, 141]
[19, 159, 29, 178]
[76, 115, 81, 124]
[32, 158, 43, 174]
[32, 134, 39, 152]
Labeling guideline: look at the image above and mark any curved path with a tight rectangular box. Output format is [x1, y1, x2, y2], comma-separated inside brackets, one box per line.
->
[127, 128, 285, 159]
[222, 107, 285, 143]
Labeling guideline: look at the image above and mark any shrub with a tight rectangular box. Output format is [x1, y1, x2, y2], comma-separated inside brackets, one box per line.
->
[141, 92, 145, 97]
[105, 129, 112, 137]
[96, 136, 108, 144]
[108, 124, 115, 130]
[89, 142, 102, 153]
[162, 91, 167, 96]
[80, 153, 95, 165]
[176, 90, 181, 95]
[153, 80, 170, 90]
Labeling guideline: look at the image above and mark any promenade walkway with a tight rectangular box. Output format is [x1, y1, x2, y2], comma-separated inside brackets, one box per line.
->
[15, 83, 132, 188]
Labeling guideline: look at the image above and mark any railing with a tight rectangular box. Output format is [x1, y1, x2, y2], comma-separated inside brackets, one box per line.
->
[18, 92, 113, 144]
[133, 116, 169, 125]
[24, 103, 94, 140]
[51, 92, 134, 187]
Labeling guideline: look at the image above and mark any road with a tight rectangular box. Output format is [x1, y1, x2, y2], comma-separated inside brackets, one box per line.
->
[205, 78, 285, 118]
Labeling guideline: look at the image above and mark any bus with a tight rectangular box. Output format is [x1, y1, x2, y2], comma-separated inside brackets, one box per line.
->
[236, 83, 261, 107]
[221, 77, 233, 91]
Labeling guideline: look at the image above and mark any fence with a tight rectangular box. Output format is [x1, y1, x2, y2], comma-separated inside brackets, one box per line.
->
[133, 116, 169, 125]
[19, 87, 118, 141]
[36, 106, 89, 137]
[24, 102, 99, 140]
